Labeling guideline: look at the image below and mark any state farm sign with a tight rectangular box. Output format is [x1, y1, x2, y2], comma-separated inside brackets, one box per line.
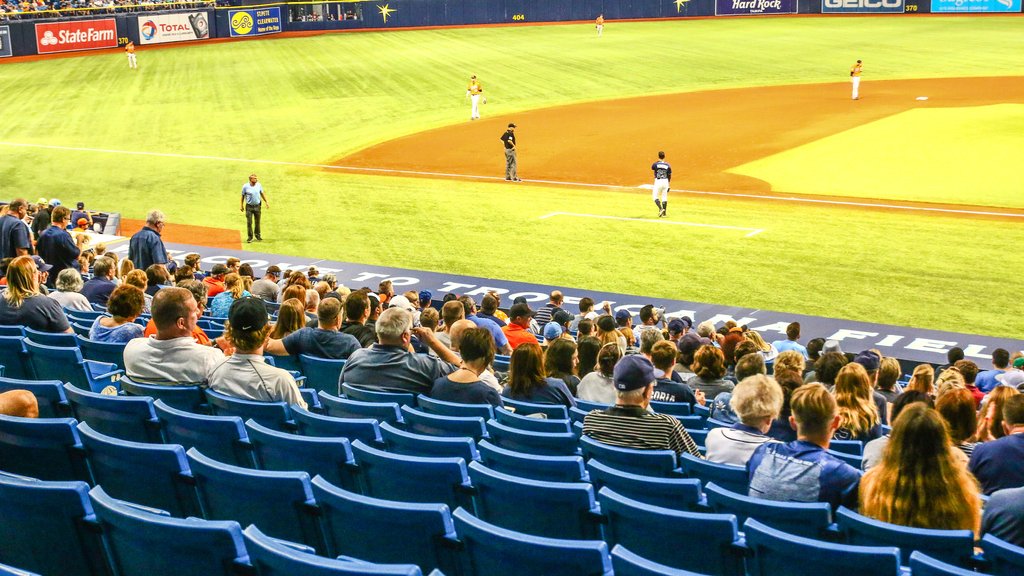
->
[36, 19, 117, 54]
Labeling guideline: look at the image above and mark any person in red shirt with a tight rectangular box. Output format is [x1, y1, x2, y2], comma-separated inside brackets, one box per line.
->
[955, 359, 985, 408]
[203, 263, 228, 297]
[502, 302, 539, 350]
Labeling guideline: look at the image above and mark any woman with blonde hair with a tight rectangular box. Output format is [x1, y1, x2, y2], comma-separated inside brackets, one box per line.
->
[269, 298, 307, 340]
[859, 403, 980, 534]
[0, 255, 71, 333]
[117, 258, 134, 282]
[905, 364, 935, 396]
[686, 345, 733, 399]
[833, 362, 882, 442]
[209, 273, 252, 318]
[744, 330, 779, 364]
[875, 356, 903, 404]
[773, 350, 805, 377]
[706, 374, 784, 466]
[977, 386, 1020, 442]
[935, 367, 967, 400]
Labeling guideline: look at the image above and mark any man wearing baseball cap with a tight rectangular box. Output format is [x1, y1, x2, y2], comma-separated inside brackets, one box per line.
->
[502, 302, 539, 350]
[582, 355, 702, 457]
[500, 123, 520, 182]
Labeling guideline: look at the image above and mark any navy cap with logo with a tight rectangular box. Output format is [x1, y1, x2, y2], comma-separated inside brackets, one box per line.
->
[510, 302, 534, 319]
[229, 297, 268, 332]
[854, 350, 881, 372]
[668, 319, 686, 334]
[31, 255, 53, 273]
[553, 310, 574, 326]
[614, 309, 632, 322]
[613, 355, 656, 391]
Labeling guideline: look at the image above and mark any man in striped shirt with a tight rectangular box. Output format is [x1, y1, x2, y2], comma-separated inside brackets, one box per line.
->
[583, 355, 702, 457]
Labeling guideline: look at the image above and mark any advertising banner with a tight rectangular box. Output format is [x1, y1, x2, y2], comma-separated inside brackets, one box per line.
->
[229, 7, 283, 37]
[716, 0, 798, 14]
[138, 12, 210, 45]
[823, 0, 905, 12]
[0, 26, 11, 58]
[35, 19, 117, 54]
[932, 0, 1020, 11]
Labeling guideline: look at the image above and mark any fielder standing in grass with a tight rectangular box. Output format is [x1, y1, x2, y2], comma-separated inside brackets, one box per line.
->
[500, 123, 520, 182]
[240, 173, 269, 243]
[125, 41, 137, 69]
[596, 14, 604, 37]
[467, 75, 485, 121]
[651, 151, 671, 218]
[850, 59, 863, 100]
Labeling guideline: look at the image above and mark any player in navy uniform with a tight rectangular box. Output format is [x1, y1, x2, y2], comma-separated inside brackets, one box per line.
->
[651, 151, 671, 217]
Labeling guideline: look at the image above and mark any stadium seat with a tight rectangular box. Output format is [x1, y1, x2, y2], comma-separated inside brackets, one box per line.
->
[292, 405, 385, 446]
[120, 376, 208, 413]
[477, 440, 588, 482]
[0, 473, 107, 576]
[451, 507, 613, 576]
[704, 482, 834, 540]
[0, 561, 39, 576]
[311, 476, 461, 574]
[24, 340, 121, 394]
[401, 406, 488, 440]
[0, 415, 90, 482]
[908, 551, 980, 576]
[826, 449, 863, 469]
[692, 404, 711, 421]
[65, 309, 106, 323]
[245, 419, 359, 492]
[649, 401, 692, 416]
[63, 384, 162, 443]
[89, 486, 250, 576]
[579, 435, 680, 477]
[674, 415, 707, 429]
[75, 335, 128, 370]
[484, 419, 579, 456]
[416, 395, 495, 420]
[319, 391, 404, 425]
[70, 322, 92, 338]
[586, 460, 702, 512]
[265, 353, 302, 374]
[154, 400, 257, 468]
[350, 440, 473, 510]
[493, 407, 572, 433]
[24, 327, 78, 347]
[342, 383, 417, 406]
[0, 326, 25, 337]
[0, 376, 71, 418]
[380, 422, 479, 461]
[0, 336, 34, 380]
[492, 355, 511, 373]
[500, 397, 569, 419]
[677, 452, 749, 495]
[686, 428, 708, 448]
[835, 507, 974, 567]
[610, 545, 712, 576]
[77, 422, 201, 517]
[468, 461, 602, 539]
[575, 399, 612, 412]
[243, 525, 428, 576]
[829, 439, 864, 456]
[704, 418, 732, 430]
[743, 518, 901, 576]
[299, 354, 346, 395]
[186, 449, 323, 551]
[568, 406, 591, 424]
[979, 534, 1024, 576]
[598, 487, 745, 576]
[205, 389, 297, 432]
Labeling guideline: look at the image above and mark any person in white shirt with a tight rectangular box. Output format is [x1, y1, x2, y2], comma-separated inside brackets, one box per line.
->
[705, 374, 783, 466]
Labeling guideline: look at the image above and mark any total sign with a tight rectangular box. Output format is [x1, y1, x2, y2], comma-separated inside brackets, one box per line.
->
[823, 0, 905, 11]
[36, 19, 118, 54]
[137, 12, 210, 45]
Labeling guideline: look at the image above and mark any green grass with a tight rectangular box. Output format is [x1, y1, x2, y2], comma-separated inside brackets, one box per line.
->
[0, 16, 1022, 338]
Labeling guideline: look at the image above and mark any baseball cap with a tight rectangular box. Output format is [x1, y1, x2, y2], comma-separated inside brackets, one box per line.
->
[31, 255, 53, 273]
[853, 350, 881, 372]
[76, 218, 88, 227]
[389, 295, 416, 313]
[211, 263, 229, 275]
[543, 322, 563, 341]
[509, 302, 534, 319]
[1013, 357, 1024, 369]
[229, 297, 268, 331]
[553, 310, 574, 326]
[76, 202, 85, 209]
[508, 123, 516, 128]
[49, 199, 61, 206]
[613, 355, 656, 391]
[266, 265, 281, 275]
[614, 309, 632, 322]
[668, 319, 686, 335]
[418, 290, 432, 307]
[822, 340, 844, 355]
[512, 296, 528, 305]
[677, 332, 703, 356]
[37, 197, 48, 205]
[368, 293, 381, 309]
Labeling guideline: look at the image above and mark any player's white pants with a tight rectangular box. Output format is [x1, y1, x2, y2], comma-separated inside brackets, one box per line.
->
[851, 76, 860, 99]
[127, 53, 137, 69]
[470, 94, 480, 119]
[597, 24, 603, 37]
[652, 179, 669, 203]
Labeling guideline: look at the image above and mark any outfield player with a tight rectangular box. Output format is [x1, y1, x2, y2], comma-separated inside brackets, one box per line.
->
[596, 14, 604, 37]
[466, 75, 485, 120]
[125, 41, 137, 69]
[651, 151, 671, 217]
[850, 59, 862, 100]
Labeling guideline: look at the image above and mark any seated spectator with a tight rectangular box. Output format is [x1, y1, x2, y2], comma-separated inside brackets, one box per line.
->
[543, 321, 562, 345]
[577, 318, 594, 339]
[502, 342, 576, 408]
[875, 356, 902, 404]
[448, 319, 501, 391]
[862, 391, 933, 471]
[209, 273, 251, 318]
[936, 346, 965, 376]
[143, 279, 217, 347]
[184, 253, 204, 279]
[340, 307, 460, 394]
[0, 255, 70, 333]
[250, 265, 281, 302]
[124, 287, 224, 385]
[706, 375, 783, 466]
[597, 314, 627, 353]
[332, 291, 372, 348]
[954, 359, 984, 407]
[860, 403, 980, 532]
[419, 307, 440, 353]
[545, 338, 580, 395]
[576, 336, 601, 379]
[430, 327, 502, 407]
[89, 285, 145, 343]
[265, 298, 359, 360]
[577, 342, 621, 405]
[735, 352, 766, 381]
[772, 350, 805, 377]
[687, 345, 734, 399]
[977, 386, 1020, 442]
[534, 290, 564, 327]
[173, 265, 195, 284]
[238, 263, 255, 280]
[552, 309, 575, 340]
[976, 348, 1010, 393]
[935, 366, 967, 400]
[833, 363, 883, 443]
[203, 263, 228, 297]
[982, 486, 1024, 548]
[476, 293, 506, 327]
[936, 388, 978, 461]
[459, 296, 512, 355]
[0, 390, 39, 418]
[268, 298, 306, 340]
[501, 302, 539, 350]
[766, 368, 802, 442]
[434, 300, 464, 349]
[813, 351, 847, 391]
[747, 384, 861, 511]
[905, 363, 935, 397]
[650, 340, 701, 406]
[582, 355, 701, 457]
[744, 330, 779, 365]
[207, 298, 306, 410]
[144, 264, 169, 297]
[122, 269, 151, 313]
[674, 333, 703, 380]
[81, 256, 116, 306]
[225, 257, 241, 275]
[770, 322, 808, 358]
[47, 268, 91, 312]
[999, 355, 1024, 390]
[969, 395, 1024, 494]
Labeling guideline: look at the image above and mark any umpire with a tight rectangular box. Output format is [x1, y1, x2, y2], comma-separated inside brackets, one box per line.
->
[500, 123, 520, 182]
[240, 173, 269, 243]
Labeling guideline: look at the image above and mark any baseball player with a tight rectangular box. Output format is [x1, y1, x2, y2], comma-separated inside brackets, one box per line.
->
[596, 14, 604, 37]
[466, 75, 485, 121]
[125, 41, 137, 69]
[850, 59, 862, 100]
[651, 151, 671, 217]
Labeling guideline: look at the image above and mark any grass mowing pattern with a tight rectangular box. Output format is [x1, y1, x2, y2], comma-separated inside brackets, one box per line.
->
[0, 17, 1022, 338]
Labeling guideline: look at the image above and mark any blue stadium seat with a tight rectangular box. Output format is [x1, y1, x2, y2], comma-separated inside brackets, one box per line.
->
[0, 415, 90, 482]
[243, 525, 427, 576]
[401, 406, 487, 440]
[451, 507, 613, 576]
[579, 435, 680, 477]
[484, 419, 579, 456]
[380, 422, 479, 461]
[704, 482, 834, 540]
[678, 453, 749, 495]
[674, 415, 707, 429]
[292, 405, 384, 446]
[63, 384, 162, 443]
[827, 449, 863, 469]
[979, 534, 1024, 576]
[24, 340, 121, 394]
[245, 419, 359, 492]
[0, 561, 40, 576]
[686, 428, 708, 448]
[835, 507, 974, 567]
[319, 391, 404, 425]
[493, 407, 572, 433]
[500, 397, 568, 419]
[350, 440, 472, 510]
[300, 354, 346, 395]
[77, 422, 201, 517]
[575, 399, 612, 412]
[120, 377, 208, 413]
[75, 335, 128, 370]
[0, 376, 71, 418]
[586, 460, 702, 512]
[743, 518, 901, 576]
[416, 395, 495, 420]
[70, 322, 92, 338]
[568, 406, 591, 424]
[692, 404, 711, 422]
[704, 418, 732, 431]
[342, 383, 417, 407]
[89, 486, 250, 576]
[265, 353, 302, 374]
[492, 354, 511, 373]
[829, 439, 864, 456]
[908, 551, 980, 576]
[154, 400, 257, 468]
[0, 326, 25, 337]
[477, 440, 588, 482]
[186, 449, 323, 551]
[65, 309, 106, 323]
[205, 389, 297, 432]
[468, 461, 602, 539]
[24, 327, 78, 347]
[0, 473, 107, 576]
[598, 487, 745, 576]
[611, 545, 712, 576]
[0, 336, 34, 379]
[649, 401, 692, 416]
[311, 476, 461, 574]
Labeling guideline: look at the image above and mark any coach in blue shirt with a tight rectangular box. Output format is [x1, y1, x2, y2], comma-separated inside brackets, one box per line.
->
[0, 198, 31, 259]
[36, 205, 86, 288]
[128, 210, 168, 272]
[240, 173, 269, 244]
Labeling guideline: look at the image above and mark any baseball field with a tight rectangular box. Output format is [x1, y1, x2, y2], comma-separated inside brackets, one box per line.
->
[0, 15, 1022, 338]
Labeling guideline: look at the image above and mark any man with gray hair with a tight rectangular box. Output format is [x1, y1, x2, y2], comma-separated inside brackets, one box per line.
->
[128, 209, 168, 271]
[340, 307, 461, 394]
[47, 268, 92, 311]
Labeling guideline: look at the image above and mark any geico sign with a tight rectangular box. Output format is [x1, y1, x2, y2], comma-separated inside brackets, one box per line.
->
[36, 20, 118, 54]
[824, 0, 903, 6]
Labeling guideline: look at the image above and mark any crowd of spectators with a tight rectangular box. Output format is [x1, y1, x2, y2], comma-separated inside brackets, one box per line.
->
[1, 0, 212, 20]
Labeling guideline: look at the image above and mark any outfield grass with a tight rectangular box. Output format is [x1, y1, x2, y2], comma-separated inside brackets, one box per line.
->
[1, 16, 1022, 338]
